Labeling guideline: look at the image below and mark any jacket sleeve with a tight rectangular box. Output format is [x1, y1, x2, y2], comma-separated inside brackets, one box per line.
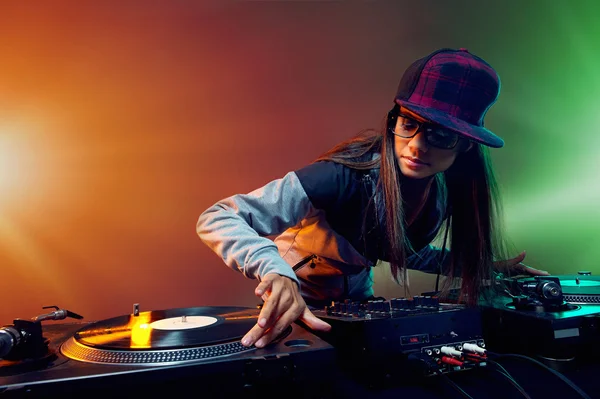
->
[197, 171, 314, 284]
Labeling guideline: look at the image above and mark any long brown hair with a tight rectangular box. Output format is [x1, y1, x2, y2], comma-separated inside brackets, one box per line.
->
[314, 110, 508, 305]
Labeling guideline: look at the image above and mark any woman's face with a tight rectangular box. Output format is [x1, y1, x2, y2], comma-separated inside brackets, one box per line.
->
[393, 108, 470, 179]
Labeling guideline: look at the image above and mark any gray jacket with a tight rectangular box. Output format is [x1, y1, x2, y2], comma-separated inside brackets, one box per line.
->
[197, 159, 450, 306]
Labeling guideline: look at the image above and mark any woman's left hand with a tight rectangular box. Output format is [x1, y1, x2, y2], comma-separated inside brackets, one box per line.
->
[493, 250, 550, 276]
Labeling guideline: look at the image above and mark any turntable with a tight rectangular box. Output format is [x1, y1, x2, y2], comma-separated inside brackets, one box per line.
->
[481, 273, 600, 365]
[0, 305, 336, 398]
[553, 272, 600, 304]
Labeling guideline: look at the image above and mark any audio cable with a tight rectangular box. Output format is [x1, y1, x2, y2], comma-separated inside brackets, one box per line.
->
[486, 352, 592, 399]
[407, 353, 475, 399]
[484, 359, 532, 399]
[435, 371, 475, 399]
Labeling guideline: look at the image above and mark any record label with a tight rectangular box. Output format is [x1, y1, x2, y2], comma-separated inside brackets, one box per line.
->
[150, 316, 218, 330]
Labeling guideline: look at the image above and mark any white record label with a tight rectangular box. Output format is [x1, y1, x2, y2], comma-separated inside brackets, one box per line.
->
[149, 315, 218, 330]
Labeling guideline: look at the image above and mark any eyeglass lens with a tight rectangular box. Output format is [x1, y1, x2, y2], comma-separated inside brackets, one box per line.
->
[394, 114, 459, 149]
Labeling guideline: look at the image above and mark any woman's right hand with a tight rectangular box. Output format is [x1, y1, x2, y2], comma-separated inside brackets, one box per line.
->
[241, 273, 331, 348]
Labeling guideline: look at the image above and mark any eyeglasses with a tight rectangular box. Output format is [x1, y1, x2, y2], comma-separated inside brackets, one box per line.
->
[388, 111, 462, 150]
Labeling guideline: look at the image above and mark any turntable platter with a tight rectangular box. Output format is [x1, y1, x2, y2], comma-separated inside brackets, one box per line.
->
[554, 275, 600, 304]
[71, 306, 255, 350]
[560, 280, 600, 288]
[60, 306, 275, 365]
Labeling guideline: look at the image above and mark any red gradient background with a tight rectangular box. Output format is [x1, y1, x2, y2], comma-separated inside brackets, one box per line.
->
[0, 1, 571, 322]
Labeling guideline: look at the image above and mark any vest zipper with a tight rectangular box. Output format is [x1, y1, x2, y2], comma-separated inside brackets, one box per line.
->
[292, 254, 317, 272]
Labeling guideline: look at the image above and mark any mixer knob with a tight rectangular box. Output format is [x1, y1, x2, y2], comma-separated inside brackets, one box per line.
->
[367, 300, 374, 311]
[413, 296, 422, 307]
[431, 296, 440, 307]
[375, 300, 384, 312]
[383, 301, 391, 312]
[407, 298, 415, 310]
[399, 298, 408, 309]
[578, 271, 592, 276]
[421, 296, 431, 307]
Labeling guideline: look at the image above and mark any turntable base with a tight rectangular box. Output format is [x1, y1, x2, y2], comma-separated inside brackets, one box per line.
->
[0, 307, 336, 398]
[482, 287, 600, 363]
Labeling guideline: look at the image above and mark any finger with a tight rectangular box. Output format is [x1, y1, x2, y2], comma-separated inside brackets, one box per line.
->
[242, 322, 267, 347]
[256, 285, 284, 329]
[255, 278, 273, 297]
[242, 290, 293, 347]
[254, 305, 302, 348]
[494, 251, 527, 270]
[528, 268, 550, 276]
[243, 284, 281, 347]
[518, 264, 550, 276]
[299, 308, 331, 332]
[506, 251, 526, 267]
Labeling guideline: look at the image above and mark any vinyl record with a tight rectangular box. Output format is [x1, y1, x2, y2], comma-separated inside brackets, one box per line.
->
[73, 306, 259, 350]
[556, 275, 600, 288]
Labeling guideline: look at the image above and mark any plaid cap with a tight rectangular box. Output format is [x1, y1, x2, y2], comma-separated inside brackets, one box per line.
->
[394, 48, 504, 148]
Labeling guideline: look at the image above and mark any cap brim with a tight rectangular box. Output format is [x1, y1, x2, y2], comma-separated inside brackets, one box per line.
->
[395, 99, 504, 148]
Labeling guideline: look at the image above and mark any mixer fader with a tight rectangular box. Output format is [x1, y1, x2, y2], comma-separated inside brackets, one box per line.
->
[324, 295, 442, 319]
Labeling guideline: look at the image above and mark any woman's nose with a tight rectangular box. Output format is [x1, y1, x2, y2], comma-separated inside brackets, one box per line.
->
[408, 131, 429, 152]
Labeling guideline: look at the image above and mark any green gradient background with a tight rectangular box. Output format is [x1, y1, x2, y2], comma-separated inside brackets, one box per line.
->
[0, 1, 598, 321]
[473, 1, 600, 274]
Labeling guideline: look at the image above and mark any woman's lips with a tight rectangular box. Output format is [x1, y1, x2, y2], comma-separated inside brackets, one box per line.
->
[402, 156, 429, 169]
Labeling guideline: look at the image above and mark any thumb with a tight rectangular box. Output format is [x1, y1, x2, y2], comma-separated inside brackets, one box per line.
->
[300, 307, 331, 332]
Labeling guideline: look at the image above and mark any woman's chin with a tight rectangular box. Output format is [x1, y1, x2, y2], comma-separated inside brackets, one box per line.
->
[399, 163, 433, 179]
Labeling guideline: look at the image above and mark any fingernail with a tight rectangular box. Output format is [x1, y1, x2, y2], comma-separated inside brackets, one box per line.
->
[256, 289, 263, 295]
[258, 318, 266, 327]
[255, 338, 264, 348]
[242, 337, 251, 346]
